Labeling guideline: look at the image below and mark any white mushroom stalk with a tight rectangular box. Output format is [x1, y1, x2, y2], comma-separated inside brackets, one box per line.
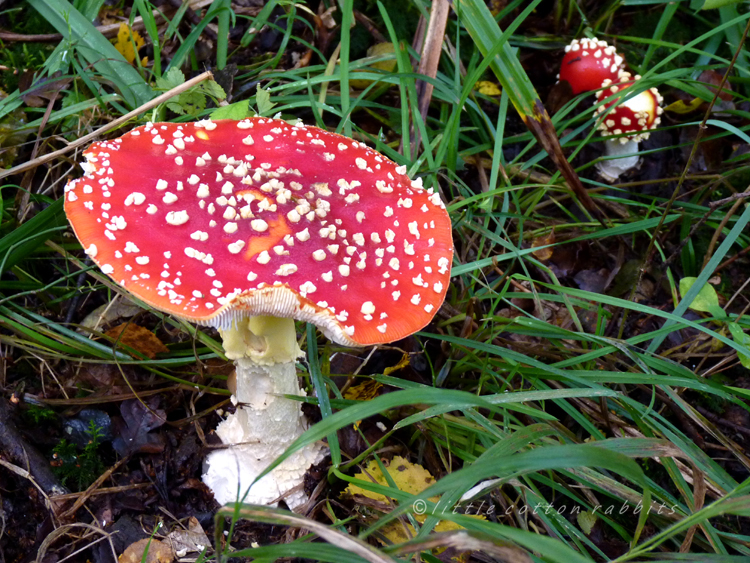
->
[202, 316, 324, 508]
[63, 117, 454, 510]
[597, 138, 642, 184]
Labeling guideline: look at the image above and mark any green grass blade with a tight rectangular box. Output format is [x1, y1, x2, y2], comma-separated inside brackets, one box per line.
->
[455, 0, 601, 219]
[27, 0, 152, 108]
[0, 198, 67, 275]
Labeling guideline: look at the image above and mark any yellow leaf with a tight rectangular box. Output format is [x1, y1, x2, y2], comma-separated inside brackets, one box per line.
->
[345, 457, 482, 560]
[350, 43, 397, 89]
[113, 23, 146, 65]
[475, 80, 501, 96]
[345, 456, 436, 502]
[383, 352, 411, 376]
[343, 379, 383, 401]
[664, 97, 704, 114]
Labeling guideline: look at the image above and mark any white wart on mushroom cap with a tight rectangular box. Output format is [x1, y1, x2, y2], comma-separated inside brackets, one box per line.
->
[64, 118, 454, 346]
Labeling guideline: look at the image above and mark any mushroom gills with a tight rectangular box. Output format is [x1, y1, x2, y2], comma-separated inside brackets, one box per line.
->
[202, 316, 325, 508]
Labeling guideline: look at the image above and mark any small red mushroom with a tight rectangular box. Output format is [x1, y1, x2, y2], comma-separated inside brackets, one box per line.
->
[594, 73, 664, 181]
[559, 37, 625, 95]
[595, 73, 663, 142]
[64, 117, 454, 507]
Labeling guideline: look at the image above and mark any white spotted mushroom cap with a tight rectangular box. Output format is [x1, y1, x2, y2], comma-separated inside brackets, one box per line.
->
[595, 72, 664, 144]
[63, 118, 453, 347]
[559, 37, 625, 95]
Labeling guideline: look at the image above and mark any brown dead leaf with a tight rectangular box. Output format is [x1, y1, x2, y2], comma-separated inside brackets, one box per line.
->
[532, 230, 555, 261]
[165, 517, 211, 557]
[18, 72, 71, 108]
[105, 323, 168, 359]
[119, 538, 174, 563]
[79, 298, 143, 332]
[112, 397, 166, 456]
[698, 70, 733, 102]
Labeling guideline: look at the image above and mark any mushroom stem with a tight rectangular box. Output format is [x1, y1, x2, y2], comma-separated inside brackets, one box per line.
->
[597, 138, 641, 183]
[202, 316, 325, 508]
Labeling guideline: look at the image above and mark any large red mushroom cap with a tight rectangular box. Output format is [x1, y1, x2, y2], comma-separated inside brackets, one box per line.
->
[559, 37, 625, 95]
[595, 73, 664, 143]
[64, 118, 453, 347]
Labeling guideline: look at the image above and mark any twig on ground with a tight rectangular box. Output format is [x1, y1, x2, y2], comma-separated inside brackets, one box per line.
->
[58, 456, 130, 520]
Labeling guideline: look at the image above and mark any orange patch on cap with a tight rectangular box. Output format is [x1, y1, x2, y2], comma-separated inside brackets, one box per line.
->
[243, 215, 292, 260]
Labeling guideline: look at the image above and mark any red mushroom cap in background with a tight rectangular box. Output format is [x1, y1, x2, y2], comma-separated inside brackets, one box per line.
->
[595, 73, 664, 143]
[64, 118, 453, 347]
[559, 38, 625, 95]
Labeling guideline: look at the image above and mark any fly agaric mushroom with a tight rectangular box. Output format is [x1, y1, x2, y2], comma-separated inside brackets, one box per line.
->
[559, 37, 625, 95]
[63, 118, 454, 508]
[594, 73, 663, 181]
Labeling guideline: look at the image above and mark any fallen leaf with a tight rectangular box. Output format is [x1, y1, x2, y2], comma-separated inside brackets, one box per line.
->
[664, 98, 704, 114]
[79, 298, 143, 332]
[119, 538, 174, 563]
[698, 69, 734, 101]
[165, 517, 210, 557]
[112, 23, 148, 66]
[344, 457, 483, 560]
[532, 230, 555, 261]
[345, 456, 436, 502]
[343, 379, 383, 401]
[112, 397, 166, 456]
[574, 268, 610, 294]
[105, 323, 169, 359]
[350, 43, 397, 89]
[577, 510, 598, 535]
[383, 352, 411, 376]
[18, 72, 71, 108]
[475, 80, 501, 96]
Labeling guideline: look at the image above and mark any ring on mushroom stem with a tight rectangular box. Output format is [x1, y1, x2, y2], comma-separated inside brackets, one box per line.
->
[594, 73, 663, 182]
[63, 117, 454, 508]
[558, 37, 625, 95]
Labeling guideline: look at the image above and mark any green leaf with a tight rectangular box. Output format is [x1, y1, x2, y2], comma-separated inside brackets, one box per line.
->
[200, 80, 227, 101]
[156, 70, 221, 117]
[155, 68, 186, 91]
[649, 201, 750, 352]
[678, 277, 725, 318]
[255, 85, 276, 117]
[576, 510, 598, 535]
[169, 90, 206, 116]
[210, 100, 251, 120]
[727, 322, 750, 368]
